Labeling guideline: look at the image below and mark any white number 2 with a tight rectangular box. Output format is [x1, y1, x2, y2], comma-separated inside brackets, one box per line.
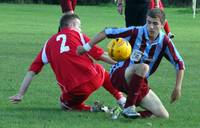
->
[56, 34, 70, 53]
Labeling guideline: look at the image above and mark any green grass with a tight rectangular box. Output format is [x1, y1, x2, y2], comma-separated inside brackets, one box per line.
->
[0, 3, 200, 128]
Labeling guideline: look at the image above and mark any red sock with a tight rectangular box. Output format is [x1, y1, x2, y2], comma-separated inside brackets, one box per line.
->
[164, 21, 171, 34]
[102, 71, 123, 100]
[124, 74, 144, 108]
[74, 103, 91, 111]
[60, 99, 91, 111]
[138, 110, 153, 118]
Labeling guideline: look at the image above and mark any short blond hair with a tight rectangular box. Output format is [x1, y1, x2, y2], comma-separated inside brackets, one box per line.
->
[60, 14, 80, 28]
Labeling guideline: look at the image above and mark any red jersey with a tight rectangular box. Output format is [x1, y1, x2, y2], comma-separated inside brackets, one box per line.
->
[60, 0, 77, 13]
[29, 27, 104, 92]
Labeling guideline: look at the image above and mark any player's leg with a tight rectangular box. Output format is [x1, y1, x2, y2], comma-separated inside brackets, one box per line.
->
[138, 110, 153, 118]
[159, 1, 174, 39]
[137, 3, 149, 26]
[69, 64, 108, 111]
[60, 0, 74, 13]
[164, 20, 170, 34]
[60, 66, 104, 111]
[122, 63, 149, 118]
[125, 4, 138, 27]
[60, 86, 93, 111]
[139, 89, 169, 118]
[124, 63, 149, 107]
[60, 96, 91, 111]
[164, 20, 174, 39]
[60, 0, 68, 13]
[71, 0, 77, 11]
[102, 71, 126, 106]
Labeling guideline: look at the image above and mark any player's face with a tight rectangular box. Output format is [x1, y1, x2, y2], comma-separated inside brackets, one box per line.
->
[146, 16, 163, 41]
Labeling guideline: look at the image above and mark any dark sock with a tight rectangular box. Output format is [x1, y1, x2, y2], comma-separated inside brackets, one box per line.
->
[124, 74, 144, 108]
[138, 110, 153, 118]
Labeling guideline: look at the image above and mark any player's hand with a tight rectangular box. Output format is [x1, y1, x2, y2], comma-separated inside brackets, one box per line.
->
[9, 94, 23, 104]
[170, 87, 181, 103]
[76, 45, 87, 55]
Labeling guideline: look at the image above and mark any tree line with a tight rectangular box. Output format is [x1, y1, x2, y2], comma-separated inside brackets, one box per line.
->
[0, 0, 198, 7]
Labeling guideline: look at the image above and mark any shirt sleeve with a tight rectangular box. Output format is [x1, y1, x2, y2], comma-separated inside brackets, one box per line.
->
[28, 50, 45, 74]
[164, 38, 185, 71]
[104, 26, 136, 39]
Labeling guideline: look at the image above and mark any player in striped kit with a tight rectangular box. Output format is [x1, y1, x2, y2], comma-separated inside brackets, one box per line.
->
[77, 8, 185, 119]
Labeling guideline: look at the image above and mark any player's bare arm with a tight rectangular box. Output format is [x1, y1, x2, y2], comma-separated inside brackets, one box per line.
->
[171, 69, 184, 103]
[77, 30, 106, 55]
[9, 71, 36, 103]
[99, 52, 117, 65]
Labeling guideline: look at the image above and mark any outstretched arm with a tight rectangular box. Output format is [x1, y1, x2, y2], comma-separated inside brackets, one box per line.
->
[77, 30, 106, 55]
[170, 69, 184, 103]
[99, 52, 117, 65]
[9, 71, 36, 103]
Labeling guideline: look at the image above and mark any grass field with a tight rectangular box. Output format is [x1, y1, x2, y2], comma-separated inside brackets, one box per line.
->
[0, 3, 200, 128]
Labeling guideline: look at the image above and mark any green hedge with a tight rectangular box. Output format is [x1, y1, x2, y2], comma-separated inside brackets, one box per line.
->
[0, 0, 199, 6]
[0, 0, 112, 4]
[0, 0, 59, 4]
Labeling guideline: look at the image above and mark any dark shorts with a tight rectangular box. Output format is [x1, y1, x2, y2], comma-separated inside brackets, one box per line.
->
[125, 3, 149, 27]
[111, 68, 149, 106]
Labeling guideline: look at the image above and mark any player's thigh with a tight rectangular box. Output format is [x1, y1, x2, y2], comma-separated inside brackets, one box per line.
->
[140, 90, 169, 118]
[111, 68, 128, 94]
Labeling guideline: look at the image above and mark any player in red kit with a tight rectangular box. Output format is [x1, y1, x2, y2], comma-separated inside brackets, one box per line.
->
[9, 14, 126, 111]
[60, 0, 77, 14]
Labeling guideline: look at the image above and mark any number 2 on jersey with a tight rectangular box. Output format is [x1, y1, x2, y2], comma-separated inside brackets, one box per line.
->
[56, 34, 70, 53]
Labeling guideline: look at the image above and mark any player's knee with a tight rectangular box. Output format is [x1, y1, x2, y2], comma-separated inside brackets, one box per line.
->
[137, 63, 149, 77]
[142, 63, 149, 74]
[164, 113, 169, 119]
[158, 110, 169, 119]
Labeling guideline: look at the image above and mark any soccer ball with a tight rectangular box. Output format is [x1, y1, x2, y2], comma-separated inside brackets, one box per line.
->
[107, 38, 132, 61]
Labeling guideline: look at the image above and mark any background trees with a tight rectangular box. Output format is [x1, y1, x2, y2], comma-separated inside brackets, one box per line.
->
[0, 0, 199, 7]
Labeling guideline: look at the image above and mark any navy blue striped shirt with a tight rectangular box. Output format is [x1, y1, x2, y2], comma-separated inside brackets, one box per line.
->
[105, 25, 185, 78]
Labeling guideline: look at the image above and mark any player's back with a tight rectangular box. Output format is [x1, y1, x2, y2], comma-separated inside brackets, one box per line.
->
[44, 28, 98, 91]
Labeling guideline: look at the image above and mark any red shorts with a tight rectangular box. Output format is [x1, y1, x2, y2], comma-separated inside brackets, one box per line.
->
[149, 0, 164, 9]
[60, 64, 105, 111]
[111, 68, 149, 106]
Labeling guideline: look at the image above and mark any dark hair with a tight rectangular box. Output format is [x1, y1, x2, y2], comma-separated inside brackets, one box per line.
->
[59, 14, 80, 28]
[147, 8, 165, 25]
